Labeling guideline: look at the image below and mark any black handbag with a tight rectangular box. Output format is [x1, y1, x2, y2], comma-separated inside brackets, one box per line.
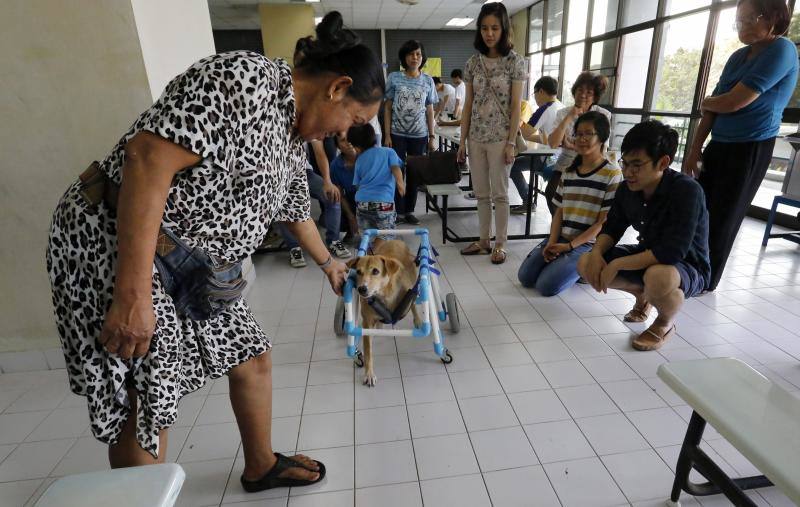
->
[406, 150, 461, 185]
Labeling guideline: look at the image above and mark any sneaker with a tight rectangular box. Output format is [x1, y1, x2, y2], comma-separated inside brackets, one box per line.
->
[404, 214, 420, 225]
[510, 203, 529, 215]
[329, 240, 352, 259]
[289, 247, 307, 268]
[395, 215, 407, 224]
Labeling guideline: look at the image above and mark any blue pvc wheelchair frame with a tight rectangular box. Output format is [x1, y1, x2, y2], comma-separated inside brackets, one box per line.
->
[342, 228, 449, 359]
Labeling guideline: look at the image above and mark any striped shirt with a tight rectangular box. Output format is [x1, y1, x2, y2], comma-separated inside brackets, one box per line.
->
[553, 158, 622, 240]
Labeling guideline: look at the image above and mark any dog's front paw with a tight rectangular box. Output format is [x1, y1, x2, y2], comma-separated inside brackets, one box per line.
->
[363, 372, 378, 387]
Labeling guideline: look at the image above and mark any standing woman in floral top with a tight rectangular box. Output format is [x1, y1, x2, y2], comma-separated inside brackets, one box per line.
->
[458, 1, 527, 264]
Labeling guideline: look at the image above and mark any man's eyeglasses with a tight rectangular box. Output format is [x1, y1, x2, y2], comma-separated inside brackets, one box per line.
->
[733, 13, 763, 31]
[618, 158, 654, 174]
[574, 132, 598, 140]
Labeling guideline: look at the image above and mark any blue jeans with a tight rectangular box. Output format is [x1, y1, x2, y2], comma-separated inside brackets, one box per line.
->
[518, 238, 593, 296]
[509, 156, 546, 202]
[277, 169, 341, 248]
[356, 202, 396, 240]
[391, 133, 428, 215]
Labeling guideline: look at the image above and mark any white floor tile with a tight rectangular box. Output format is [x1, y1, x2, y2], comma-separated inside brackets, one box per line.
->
[306, 360, 352, 386]
[402, 374, 455, 405]
[0, 411, 50, 445]
[355, 405, 410, 445]
[195, 394, 236, 425]
[625, 407, 688, 447]
[524, 419, 595, 464]
[449, 369, 503, 399]
[178, 422, 240, 463]
[482, 343, 533, 368]
[407, 400, 466, 438]
[508, 389, 570, 424]
[399, 352, 448, 377]
[538, 360, 596, 388]
[443, 346, 492, 372]
[272, 363, 311, 389]
[298, 411, 354, 450]
[176, 458, 235, 507]
[583, 315, 631, 334]
[355, 440, 416, 488]
[355, 481, 422, 507]
[511, 322, 558, 342]
[543, 457, 627, 507]
[272, 387, 306, 418]
[601, 449, 675, 502]
[494, 363, 550, 393]
[555, 384, 620, 419]
[413, 433, 479, 480]
[524, 339, 577, 363]
[575, 413, 650, 455]
[459, 394, 519, 432]
[580, 355, 638, 383]
[484, 465, 561, 507]
[271, 342, 313, 365]
[288, 489, 353, 507]
[354, 377, 405, 410]
[0, 479, 42, 507]
[471, 426, 539, 472]
[420, 474, 491, 507]
[563, 335, 616, 358]
[0, 438, 74, 481]
[50, 435, 107, 476]
[303, 383, 353, 415]
[601, 379, 668, 412]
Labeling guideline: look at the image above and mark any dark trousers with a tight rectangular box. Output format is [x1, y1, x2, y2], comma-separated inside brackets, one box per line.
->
[698, 138, 776, 290]
[391, 133, 428, 215]
[543, 170, 562, 217]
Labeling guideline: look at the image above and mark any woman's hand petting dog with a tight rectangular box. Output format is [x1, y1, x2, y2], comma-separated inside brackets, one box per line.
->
[323, 260, 349, 296]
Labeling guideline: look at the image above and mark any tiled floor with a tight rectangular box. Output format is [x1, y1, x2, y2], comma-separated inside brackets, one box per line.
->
[1, 207, 799, 506]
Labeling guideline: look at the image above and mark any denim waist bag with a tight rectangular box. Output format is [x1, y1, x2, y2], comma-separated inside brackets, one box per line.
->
[153, 227, 247, 321]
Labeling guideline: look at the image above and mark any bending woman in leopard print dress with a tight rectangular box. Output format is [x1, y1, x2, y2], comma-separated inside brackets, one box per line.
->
[45, 12, 383, 490]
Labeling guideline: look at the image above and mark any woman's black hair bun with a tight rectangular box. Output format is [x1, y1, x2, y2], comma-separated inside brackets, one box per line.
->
[315, 11, 360, 54]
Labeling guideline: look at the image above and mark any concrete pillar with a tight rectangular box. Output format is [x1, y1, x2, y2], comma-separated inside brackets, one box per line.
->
[259, 3, 316, 64]
[0, 0, 215, 367]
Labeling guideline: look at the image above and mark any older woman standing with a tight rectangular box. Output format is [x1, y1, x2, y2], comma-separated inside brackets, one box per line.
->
[684, 0, 798, 291]
[45, 12, 383, 492]
[458, 1, 527, 264]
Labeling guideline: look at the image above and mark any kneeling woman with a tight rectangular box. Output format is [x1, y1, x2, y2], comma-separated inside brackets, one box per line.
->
[518, 112, 621, 296]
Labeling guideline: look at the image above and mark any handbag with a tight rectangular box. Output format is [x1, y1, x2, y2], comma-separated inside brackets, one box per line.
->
[77, 162, 247, 321]
[406, 150, 461, 185]
[478, 55, 528, 155]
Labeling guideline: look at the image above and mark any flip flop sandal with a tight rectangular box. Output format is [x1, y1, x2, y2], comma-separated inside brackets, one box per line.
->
[632, 324, 676, 351]
[241, 452, 326, 492]
[491, 247, 507, 265]
[460, 242, 491, 255]
[624, 302, 653, 322]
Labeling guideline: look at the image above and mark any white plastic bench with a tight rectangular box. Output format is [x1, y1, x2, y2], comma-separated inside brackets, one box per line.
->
[423, 184, 463, 244]
[35, 463, 185, 507]
[658, 358, 800, 506]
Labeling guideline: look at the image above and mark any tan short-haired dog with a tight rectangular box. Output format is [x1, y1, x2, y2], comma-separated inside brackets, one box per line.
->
[347, 240, 421, 387]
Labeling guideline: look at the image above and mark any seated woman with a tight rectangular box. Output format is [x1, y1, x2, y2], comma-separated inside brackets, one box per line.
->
[518, 111, 621, 296]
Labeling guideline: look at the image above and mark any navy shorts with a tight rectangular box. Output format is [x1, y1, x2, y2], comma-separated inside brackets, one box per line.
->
[603, 244, 706, 298]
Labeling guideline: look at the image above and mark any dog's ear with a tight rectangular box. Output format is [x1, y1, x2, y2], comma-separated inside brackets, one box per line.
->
[346, 257, 360, 270]
[382, 257, 402, 278]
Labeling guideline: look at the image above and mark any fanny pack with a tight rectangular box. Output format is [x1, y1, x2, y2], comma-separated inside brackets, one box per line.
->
[78, 162, 246, 321]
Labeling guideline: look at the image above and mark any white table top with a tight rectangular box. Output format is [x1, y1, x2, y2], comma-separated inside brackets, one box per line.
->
[657, 358, 800, 503]
[434, 126, 557, 156]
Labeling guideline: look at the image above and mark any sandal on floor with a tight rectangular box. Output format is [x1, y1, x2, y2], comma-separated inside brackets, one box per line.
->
[632, 324, 676, 351]
[624, 301, 653, 322]
[491, 246, 507, 265]
[241, 453, 326, 492]
[460, 242, 491, 255]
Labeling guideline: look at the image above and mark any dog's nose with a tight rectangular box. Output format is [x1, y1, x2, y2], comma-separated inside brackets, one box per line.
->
[357, 285, 368, 296]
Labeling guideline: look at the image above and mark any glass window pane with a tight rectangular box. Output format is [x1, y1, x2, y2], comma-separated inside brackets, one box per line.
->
[529, 2, 544, 53]
[566, 0, 589, 43]
[592, 0, 619, 36]
[704, 8, 745, 98]
[622, 0, 657, 27]
[546, 0, 564, 48]
[649, 116, 692, 167]
[597, 69, 616, 108]
[653, 11, 709, 113]
[665, 0, 711, 16]
[788, 2, 800, 43]
[609, 114, 641, 152]
[616, 29, 653, 108]
[528, 53, 544, 100]
[754, 124, 798, 210]
[590, 38, 618, 71]
[543, 51, 560, 81]
[562, 43, 585, 107]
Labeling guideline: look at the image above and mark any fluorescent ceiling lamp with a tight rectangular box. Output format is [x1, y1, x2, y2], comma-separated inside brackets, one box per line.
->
[445, 17, 473, 27]
[314, 16, 323, 24]
[484, 0, 502, 3]
[306, 0, 320, 3]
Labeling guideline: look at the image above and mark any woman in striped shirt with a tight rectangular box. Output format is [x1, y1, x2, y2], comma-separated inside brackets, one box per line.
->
[518, 112, 622, 296]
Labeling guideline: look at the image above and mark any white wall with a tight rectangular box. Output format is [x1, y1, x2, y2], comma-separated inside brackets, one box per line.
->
[0, 1, 216, 361]
[131, 0, 216, 101]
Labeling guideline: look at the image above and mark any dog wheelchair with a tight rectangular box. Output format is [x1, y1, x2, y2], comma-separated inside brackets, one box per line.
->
[333, 228, 460, 366]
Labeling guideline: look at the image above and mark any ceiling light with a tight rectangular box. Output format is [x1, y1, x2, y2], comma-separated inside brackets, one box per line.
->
[314, 16, 323, 24]
[445, 17, 473, 27]
[484, 0, 503, 3]
[306, 0, 320, 3]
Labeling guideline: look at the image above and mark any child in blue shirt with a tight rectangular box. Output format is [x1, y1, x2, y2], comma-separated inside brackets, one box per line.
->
[347, 123, 405, 243]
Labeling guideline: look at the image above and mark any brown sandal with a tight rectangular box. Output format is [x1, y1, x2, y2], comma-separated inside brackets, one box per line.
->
[624, 301, 653, 322]
[632, 324, 676, 351]
[490, 247, 507, 265]
[461, 242, 491, 256]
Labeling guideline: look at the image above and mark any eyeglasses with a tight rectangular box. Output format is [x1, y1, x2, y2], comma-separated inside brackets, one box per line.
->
[733, 14, 763, 31]
[618, 158, 654, 174]
[574, 132, 598, 140]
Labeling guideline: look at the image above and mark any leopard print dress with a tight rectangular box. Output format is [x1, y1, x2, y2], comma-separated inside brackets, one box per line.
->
[46, 51, 310, 458]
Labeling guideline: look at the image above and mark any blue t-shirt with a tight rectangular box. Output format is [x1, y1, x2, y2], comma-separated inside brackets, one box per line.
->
[385, 71, 438, 138]
[330, 155, 356, 195]
[353, 146, 402, 203]
[711, 37, 798, 143]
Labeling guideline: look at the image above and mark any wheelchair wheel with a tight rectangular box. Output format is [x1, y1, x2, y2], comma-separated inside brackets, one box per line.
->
[354, 351, 364, 368]
[440, 349, 454, 364]
[334, 298, 346, 337]
[445, 293, 460, 333]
